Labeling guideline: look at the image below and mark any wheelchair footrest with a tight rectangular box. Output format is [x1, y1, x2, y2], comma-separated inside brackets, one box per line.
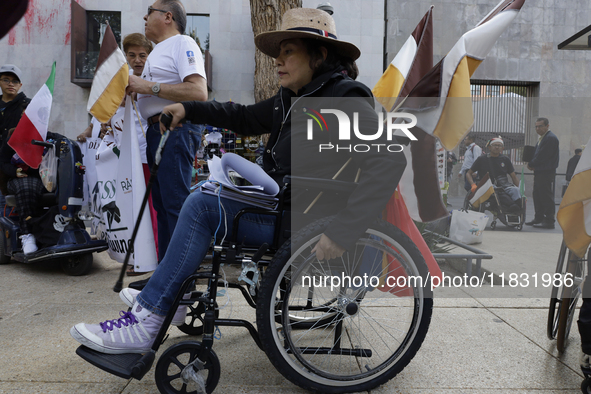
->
[75, 345, 154, 380]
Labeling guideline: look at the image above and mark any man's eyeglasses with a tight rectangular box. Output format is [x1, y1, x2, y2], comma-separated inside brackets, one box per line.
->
[147, 6, 175, 20]
[0, 79, 20, 85]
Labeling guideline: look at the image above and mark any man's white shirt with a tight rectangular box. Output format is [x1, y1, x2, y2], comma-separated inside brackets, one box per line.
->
[460, 142, 482, 175]
[137, 34, 206, 119]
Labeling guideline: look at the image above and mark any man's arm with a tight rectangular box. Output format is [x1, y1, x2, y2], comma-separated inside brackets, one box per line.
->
[127, 74, 208, 103]
[509, 172, 519, 187]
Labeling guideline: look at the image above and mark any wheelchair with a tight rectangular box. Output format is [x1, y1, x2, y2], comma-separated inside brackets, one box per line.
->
[463, 185, 526, 231]
[0, 137, 108, 275]
[75, 175, 434, 393]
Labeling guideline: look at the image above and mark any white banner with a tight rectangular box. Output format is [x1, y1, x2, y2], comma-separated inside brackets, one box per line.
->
[83, 99, 157, 272]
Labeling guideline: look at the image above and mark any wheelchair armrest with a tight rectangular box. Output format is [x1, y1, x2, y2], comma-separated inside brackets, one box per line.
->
[282, 175, 357, 194]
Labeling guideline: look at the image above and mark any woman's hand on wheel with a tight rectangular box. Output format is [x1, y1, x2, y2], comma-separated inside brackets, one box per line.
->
[160, 103, 186, 134]
[311, 234, 345, 261]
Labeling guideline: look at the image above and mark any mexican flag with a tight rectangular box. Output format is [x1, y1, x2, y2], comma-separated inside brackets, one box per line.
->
[9, 62, 56, 169]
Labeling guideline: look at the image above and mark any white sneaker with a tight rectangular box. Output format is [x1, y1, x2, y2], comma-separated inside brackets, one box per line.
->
[119, 288, 187, 326]
[20, 234, 38, 255]
[70, 303, 164, 354]
[581, 352, 591, 370]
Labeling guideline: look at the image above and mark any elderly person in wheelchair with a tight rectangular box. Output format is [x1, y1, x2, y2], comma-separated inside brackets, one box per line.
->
[466, 137, 522, 213]
[70, 8, 408, 356]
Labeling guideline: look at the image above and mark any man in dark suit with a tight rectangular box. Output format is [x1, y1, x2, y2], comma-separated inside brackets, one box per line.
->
[525, 117, 559, 229]
[566, 148, 582, 182]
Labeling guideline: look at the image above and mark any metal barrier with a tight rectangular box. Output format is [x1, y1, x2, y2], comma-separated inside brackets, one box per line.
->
[425, 230, 493, 277]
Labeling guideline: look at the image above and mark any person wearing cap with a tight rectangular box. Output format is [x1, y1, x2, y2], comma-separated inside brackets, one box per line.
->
[70, 7, 406, 355]
[466, 137, 522, 211]
[525, 117, 559, 229]
[0, 64, 29, 147]
[126, 0, 208, 263]
[0, 64, 30, 214]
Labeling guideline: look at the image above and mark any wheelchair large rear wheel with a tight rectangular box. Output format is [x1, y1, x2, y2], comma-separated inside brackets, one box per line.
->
[547, 241, 568, 340]
[256, 218, 433, 393]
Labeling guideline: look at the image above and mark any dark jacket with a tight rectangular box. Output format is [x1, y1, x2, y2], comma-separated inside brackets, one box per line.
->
[529, 130, 559, 173]
[566, 154, 581, 181]
[182, 68, 406, 248]
[0, 131, 62, 195]
[0, 92, 30, 146]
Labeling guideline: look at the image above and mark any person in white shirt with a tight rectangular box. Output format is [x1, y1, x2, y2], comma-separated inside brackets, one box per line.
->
[459, 133, 482, 191]
[126, 0, 208, 262]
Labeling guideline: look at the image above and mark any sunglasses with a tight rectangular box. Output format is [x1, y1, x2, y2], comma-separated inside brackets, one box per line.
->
[147, 6, 175, 20]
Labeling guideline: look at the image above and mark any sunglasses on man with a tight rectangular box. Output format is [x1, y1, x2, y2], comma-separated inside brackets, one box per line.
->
[147, 6, 175, 20]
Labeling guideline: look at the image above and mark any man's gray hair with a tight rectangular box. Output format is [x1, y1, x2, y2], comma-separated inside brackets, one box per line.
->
[536, 117, 549, 126]
[161, 0, 187, 34]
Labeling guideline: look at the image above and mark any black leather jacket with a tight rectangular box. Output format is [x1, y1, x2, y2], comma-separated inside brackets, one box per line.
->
[182, 69, 406, 248]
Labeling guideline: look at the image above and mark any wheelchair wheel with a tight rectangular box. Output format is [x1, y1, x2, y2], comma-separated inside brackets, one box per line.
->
[256, 217, 433, 393]
[155, 341, 220, 394]
[61, 253, 93, 276]
[177, 300, 219, 336]
[548, 242, 568, 339]
[556, 248, 586, 353]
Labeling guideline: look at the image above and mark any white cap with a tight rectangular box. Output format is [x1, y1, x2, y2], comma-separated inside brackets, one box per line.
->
[0, 64, 23, 82]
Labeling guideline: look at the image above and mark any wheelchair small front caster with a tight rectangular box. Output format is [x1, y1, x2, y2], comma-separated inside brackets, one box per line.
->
[155, 341, 220, 394]
[490, 221, 496, 230]
[582, 377, 591, 393]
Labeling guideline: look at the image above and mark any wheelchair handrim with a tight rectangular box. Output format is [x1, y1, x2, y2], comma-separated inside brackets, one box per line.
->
[266, 228, 427, 387]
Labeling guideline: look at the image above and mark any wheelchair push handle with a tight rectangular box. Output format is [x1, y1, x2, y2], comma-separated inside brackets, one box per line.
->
[31, 139, 54, 148]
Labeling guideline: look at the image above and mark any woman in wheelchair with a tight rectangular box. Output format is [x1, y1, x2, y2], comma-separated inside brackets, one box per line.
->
[466, 137, 522, 212]
[70, 8, 407, 355]
[0, 130, 61, 254]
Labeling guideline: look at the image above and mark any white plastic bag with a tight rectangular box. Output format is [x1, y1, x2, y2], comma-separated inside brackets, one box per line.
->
[449, 209, 488, 244]
[39, 145, 58, 192]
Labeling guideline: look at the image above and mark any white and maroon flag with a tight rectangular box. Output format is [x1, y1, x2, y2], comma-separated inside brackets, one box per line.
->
[87, 24, 129, 123]
[372, 6, 433, 112]
[402, 0, 526, 151]
[9, 62, 55, 168]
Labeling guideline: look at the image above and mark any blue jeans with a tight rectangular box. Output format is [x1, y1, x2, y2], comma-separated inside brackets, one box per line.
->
[136, 190, 276, 316]
[146, 122, 202, 261]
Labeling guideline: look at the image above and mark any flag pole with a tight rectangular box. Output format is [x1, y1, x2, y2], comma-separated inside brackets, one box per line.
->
[303, 157, 352, 214]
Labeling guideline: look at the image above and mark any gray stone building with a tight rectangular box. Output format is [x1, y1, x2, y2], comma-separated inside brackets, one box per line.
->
[1, 0, 589, 199]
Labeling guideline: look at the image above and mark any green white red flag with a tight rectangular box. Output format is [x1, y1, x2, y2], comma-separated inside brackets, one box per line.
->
[9, 62, 56, 169]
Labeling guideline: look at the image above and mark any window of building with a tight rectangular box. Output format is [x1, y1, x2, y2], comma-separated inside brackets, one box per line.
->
[185, 14, 212, 91]
[71, 1, 121, 87]
[186, 14, 210, 54]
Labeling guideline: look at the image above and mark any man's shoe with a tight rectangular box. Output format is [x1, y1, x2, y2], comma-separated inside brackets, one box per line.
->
[20, 234, 38, 255]
[525, 219, 543, 226]
[70, 303, 164, 354]
[533, 222, 555, 229]
[120, 288, 187, 326]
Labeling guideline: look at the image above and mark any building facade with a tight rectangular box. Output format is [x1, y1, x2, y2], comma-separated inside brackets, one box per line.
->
[2, 0, 590, 198]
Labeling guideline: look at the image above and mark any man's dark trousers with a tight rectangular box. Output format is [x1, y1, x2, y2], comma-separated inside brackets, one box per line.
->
[533, 170, 555, 223]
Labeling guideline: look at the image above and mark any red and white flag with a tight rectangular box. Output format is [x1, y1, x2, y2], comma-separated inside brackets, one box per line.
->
[9, 62, 55, 169]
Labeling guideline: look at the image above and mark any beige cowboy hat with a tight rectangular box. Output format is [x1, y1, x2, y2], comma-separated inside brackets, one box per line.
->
[254, 8, 361, 60]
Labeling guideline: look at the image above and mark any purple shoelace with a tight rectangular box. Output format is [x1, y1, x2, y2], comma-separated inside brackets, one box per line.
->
[100, 311, 139, 332]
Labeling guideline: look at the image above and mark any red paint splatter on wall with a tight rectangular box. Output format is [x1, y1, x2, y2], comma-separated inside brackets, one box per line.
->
[7, 0, 80, 46]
